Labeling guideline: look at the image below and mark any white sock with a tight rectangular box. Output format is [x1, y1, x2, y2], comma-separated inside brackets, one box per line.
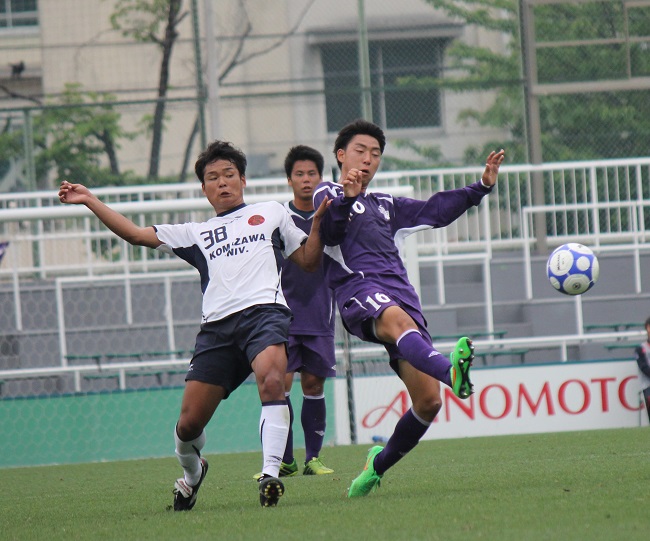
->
[174, 427, 205, 486]
[259, 402, 290, 478]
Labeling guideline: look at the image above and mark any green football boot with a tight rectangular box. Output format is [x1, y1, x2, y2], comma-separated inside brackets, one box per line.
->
[303, 457, 334, 475]
[279, 458, 299, 477]
[252, 458, 298, 481]
[347, 446, 383, 498]
[450, 337, 475, 399]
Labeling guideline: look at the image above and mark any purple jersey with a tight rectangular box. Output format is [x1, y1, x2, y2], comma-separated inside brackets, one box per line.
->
[281, 202, 336, 337]
[313, 180, 492, 316]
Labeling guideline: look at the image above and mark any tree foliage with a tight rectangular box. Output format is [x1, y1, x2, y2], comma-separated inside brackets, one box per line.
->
[422, 0, 650, 162]
[0, 84, 136, 190]
[110, 0, 187, 180]
[381, 139, 451, 170]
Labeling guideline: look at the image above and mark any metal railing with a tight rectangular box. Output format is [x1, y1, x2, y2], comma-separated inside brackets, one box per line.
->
[2, 158, 649, 279]
[0, 329, 641, 395]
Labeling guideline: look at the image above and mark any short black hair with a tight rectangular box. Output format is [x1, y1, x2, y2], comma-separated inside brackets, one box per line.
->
[333, 119, 386, 168]
[645, 316, 650, 328]
[284, 145, 324, 178]
[194, 140, 247, 183]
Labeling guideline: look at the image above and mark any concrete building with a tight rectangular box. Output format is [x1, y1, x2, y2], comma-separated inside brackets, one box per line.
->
[0, 0, 509, 187]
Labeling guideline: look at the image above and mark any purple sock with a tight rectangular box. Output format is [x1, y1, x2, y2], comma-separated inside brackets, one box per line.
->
[302, 395, 326, 462]
[396, 330, 452, 388]
[373, 408, 430, 475]
[282, 394, 294, 464]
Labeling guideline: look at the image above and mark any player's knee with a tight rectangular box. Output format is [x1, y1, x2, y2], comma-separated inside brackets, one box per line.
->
[414, 395, 442, 421]
[257, 373, 285, 401]
[176, 417, 204, 441]
[301, 375, 325, 396]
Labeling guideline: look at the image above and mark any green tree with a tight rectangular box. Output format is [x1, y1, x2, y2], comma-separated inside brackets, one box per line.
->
[421, 0, 650, 162]
[110, 0, 187, 181]
[0, 84, 136, 190]
[381, 139, 450, 170]
[531, 1, 650, 161]
[416, 0, 527, 163]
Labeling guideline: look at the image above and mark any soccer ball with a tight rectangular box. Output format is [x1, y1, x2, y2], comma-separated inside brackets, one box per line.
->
[546, 243, 599, 295]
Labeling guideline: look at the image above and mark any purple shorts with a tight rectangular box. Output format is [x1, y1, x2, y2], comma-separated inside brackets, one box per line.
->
[287, 334, 336, 378]
[339, 285, 431, 371]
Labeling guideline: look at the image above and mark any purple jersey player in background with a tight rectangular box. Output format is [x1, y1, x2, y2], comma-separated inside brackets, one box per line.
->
[280, 145, 336, 476]
[313, 119, 505, 498]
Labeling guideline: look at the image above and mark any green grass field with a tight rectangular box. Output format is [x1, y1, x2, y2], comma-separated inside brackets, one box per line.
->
[1, 427, 648, 541]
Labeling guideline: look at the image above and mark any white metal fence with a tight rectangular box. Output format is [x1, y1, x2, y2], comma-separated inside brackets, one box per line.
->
[2, 157, 650, 281]
[0, 157, 649, 388]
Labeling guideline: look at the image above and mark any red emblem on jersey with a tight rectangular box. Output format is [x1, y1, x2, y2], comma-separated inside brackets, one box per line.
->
[248, 215, 265, 226]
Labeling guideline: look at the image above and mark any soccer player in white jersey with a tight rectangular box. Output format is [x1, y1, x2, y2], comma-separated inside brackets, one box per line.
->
[313, 119, 505, 497]
[254, 145, 336, 480]
[58, 140, 329, 509]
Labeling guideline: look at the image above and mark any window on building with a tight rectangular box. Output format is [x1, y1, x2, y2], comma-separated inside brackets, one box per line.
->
[0, 0, 38, 28]
[319, 38, 446, 132]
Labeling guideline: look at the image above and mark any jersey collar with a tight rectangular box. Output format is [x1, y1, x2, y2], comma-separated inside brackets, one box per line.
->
[288, 201, 314, 220]
[217, 202, 247, 217]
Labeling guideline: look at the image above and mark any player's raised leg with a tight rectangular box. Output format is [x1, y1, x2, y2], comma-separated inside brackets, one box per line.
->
[450, 337, 475, 399]
[385, 301, 474, 399]
[172, 380, 222, 511]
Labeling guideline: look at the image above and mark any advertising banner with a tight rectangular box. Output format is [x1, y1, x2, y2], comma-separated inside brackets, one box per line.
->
[334, 360, 647, 444]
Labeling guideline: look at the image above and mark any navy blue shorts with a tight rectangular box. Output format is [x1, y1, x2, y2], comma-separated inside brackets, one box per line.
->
[286, 334, 337, 378]
[186, 304, 292, 398]
[339, 285, 431, 374]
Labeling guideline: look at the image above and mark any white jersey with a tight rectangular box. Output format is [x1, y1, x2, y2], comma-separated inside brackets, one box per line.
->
[154, 201, 307, 323]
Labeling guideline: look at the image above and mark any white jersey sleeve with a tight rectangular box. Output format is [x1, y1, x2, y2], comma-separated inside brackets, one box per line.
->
[277, 202, 308, 258]
[155, 224, 194, 256]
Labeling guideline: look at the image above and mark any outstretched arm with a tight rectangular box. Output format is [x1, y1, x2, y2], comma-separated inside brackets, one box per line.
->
[58, 181, 162, 248]
[288, 197, 330, 272]
[392, 149, 506, 231]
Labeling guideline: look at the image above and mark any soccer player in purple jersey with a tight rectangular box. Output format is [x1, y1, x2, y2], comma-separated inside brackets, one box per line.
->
[280, 145, 336, 476]
[313, 119, 505, 497]
[58, 140, 329, 509]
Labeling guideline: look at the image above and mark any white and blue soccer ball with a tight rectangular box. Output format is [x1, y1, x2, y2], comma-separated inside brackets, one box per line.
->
[546, 243, 600, 295]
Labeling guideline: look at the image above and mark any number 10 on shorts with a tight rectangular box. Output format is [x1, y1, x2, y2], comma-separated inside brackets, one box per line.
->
[365, 292, 392, 311]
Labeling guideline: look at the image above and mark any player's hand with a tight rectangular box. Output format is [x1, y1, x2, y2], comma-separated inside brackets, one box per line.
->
[342, 168, 363, 198]
[481, 149, 505, 187]
[58, 180, 92, 205]
[312, 196, 332, 221]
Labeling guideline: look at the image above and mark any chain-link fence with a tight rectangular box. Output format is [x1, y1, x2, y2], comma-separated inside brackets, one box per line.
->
[0, 0, 647, 195]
